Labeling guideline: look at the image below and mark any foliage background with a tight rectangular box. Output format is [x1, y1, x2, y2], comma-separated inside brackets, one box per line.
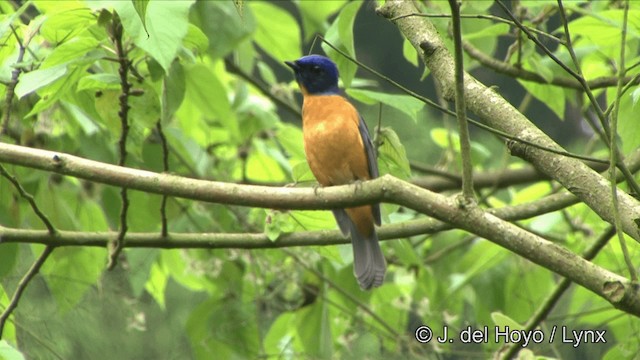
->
[0, 0, 639, 359]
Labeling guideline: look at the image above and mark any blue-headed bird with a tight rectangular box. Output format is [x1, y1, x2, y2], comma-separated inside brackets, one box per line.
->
[285, 55, 386, 289]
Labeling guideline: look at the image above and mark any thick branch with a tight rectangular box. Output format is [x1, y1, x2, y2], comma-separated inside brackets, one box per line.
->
[1, 142, 639, 314]
[377, 0, 640, 243]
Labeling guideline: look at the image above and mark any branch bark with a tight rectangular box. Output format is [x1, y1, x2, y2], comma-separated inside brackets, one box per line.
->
[1, 142, 640, 315]
[377, 0, 640, 243]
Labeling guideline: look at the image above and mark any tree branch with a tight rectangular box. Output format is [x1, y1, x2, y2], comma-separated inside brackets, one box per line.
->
[1, 142, 640, 314]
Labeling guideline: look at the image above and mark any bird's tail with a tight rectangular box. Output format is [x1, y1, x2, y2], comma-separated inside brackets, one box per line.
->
[333, 207, 386, 290]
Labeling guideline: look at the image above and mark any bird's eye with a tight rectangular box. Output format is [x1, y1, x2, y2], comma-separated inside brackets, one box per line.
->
[311, 65, 322, 73]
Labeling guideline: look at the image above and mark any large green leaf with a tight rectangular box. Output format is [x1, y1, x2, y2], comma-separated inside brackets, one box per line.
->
[15, 65, 67, 99]
[250, 2, 300, 62]
[377, 126, 411, 180]
[183, 63, 239, 142]
[610, 88, 640, 155]
[322, 1, 361, 88]
[161, 60, 185, 122]
[0, 340, 25, 360]
[192, 0, 255, 59]
[297, 0, 346, 41]
[114, 0, 195, 72]
[518, 79, 566, 120]
[40, 246, 104, 313]
[132, 0, 149, 35]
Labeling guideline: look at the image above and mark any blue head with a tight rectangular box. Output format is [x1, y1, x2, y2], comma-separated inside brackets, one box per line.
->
[285, 55, 340, 95]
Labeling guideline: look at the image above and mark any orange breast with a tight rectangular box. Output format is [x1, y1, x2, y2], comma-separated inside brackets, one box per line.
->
[301, 95, 370, 186]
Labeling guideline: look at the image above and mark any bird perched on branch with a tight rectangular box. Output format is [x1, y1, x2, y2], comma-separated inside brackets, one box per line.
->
[285, 55, 386, 289]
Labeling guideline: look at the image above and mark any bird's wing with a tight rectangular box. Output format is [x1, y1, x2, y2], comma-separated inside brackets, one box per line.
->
[357, 116, 381, 226]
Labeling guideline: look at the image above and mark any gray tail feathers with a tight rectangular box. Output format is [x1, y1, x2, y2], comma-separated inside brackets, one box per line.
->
[332, 210, 386, 290]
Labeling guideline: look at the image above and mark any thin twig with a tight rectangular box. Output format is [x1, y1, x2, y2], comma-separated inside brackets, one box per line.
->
[107, 13, 131, 270]
[156, 121, 169, 237]
[607, 0, 637, 282]
[448, 0, 475, 201]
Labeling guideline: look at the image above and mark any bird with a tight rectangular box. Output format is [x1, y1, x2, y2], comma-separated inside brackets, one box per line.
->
[284, 55, 386, 289]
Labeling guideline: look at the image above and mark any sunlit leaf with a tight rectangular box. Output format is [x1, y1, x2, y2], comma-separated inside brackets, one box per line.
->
[0, 340, 26, 360]
[322, 1, 361, 88]
[347, 88, 424, 120]
[192, 1, 255, 59]
[40, 246, 104, 313]
[15, 65, 67, 99]
[250, 2, 300, 62]
[114, 0, 195, 72]
[132, 0, 149, 35]
[377, 126, 411, 180]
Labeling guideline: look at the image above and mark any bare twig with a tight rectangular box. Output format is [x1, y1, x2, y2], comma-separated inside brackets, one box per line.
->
[107, 13, 131, 270]
[606, 0, 637, 281]
[156, 121, 170, 237]
[448, 0, 475, 201]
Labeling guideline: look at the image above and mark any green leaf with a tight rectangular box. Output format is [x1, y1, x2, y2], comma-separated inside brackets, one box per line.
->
[145, 261, 168, 309]
[462, 23, 510, 40]
[297, 0, 346, 41]
[402, 37, 419, 67]
[40, 36, 101, 69]
[265, 210, 297, 241]
[132, 0, 149, 35]
[250, 2, 300, 62]
[264, 312, 298, 355]
[77, 74, 121, 91]
[0, 243, 18, 277]
[490, 312, 524, 331]
[322, 1, 361, 88]
[192, 1, 255, 59]
[296, 301, 333, 358]
[233, 0, 244, 17]
[611, 88, 640, 155]
[183, 63, 239, 141]
[347, 88, 424, 120]
[377, 126, 411, 180]
[129, 82, 161, 130]
[115, 0, 195, 72]
[518, 80, 565, 120]
[244, 145, 288, 182]
[162, 60, 185, 122]
[291, 161, 315, 183]
[0, 340, 26, 360]
[182, 24, 209, 56]
[15, 64, 67, 99]
[126, 248, 159, 298]
[38, 7, 94, 43]
[41, 246, 104, 313]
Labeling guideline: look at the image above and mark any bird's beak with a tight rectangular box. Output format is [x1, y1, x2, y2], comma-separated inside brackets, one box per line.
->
[284, 60, 299, 71]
